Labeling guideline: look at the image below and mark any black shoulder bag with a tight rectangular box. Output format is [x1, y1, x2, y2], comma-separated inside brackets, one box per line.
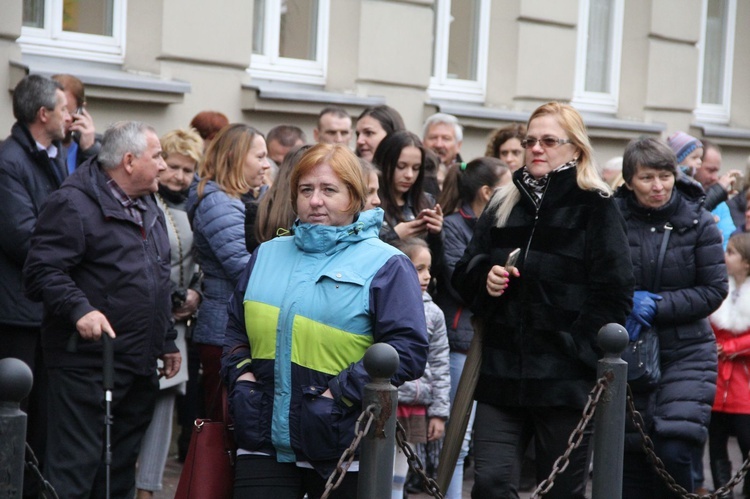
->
[623, 222, 672, 391]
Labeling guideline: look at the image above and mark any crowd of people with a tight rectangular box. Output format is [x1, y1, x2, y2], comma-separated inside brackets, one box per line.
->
[2, 72, 750, 499]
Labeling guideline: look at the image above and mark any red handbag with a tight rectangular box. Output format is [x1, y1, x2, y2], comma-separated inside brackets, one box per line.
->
[175, 386, 235, 499]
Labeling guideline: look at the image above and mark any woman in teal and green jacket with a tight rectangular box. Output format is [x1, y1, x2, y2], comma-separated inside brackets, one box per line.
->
[222, 143, 429, 499]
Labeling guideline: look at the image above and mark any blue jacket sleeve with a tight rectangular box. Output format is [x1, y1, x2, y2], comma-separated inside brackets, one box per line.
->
[196, 194, 250, 283]
[329, 254, 429, 405]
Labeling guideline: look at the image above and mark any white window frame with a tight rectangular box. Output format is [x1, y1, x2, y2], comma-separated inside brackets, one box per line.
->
[249, 0, 330, 85]
[694, 0, 736, 124]
[18, 0, 126, 64]
[428, 0, 491, 103]
[572, 0, 624, 114]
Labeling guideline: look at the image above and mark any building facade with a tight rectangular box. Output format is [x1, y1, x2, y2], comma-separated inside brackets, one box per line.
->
[1, 0, 749, 169]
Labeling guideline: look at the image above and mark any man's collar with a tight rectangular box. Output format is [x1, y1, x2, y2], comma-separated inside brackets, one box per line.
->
[105, 172, 147, 211]
[34, 140, 58, 159]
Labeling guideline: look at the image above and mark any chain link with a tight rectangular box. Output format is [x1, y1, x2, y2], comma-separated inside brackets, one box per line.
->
[626, 385, 750, 498]
[394, 421, 445, 498]
[320, 404, 377, 499]
[24, 442, 60, 499]
[531, 376, 608, 497]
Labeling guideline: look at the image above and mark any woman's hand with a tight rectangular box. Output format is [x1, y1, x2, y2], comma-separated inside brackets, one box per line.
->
[321, 388, 333, 399]
[70, 107, 97, 151]
[427, 417, 445, 441]
[173, 289, 201, 321]
[486, 265, 519, 297]
[718, 169, 743, 193]
[394, 219, 428, 239]
[420, 204, 444, 235]
[237, 372, 257, 383]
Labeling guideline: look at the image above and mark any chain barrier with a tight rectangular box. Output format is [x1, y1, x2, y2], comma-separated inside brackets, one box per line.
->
[395, 420, 445, 499]
[24, 442, 59, 499]
[531, 376, 608, 498]
[320, 404, 377, 499]
[626, 385, 750, 498]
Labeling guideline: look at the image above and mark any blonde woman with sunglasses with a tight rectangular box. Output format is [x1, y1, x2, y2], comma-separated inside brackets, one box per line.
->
[452, 102, 634, 498]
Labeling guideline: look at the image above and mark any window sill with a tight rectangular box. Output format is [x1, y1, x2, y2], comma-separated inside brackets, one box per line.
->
[241, 80, 385, 115]
[693, 122, 750, 142]
[13, 55, 190, 104]
[429, 100, 666, 137]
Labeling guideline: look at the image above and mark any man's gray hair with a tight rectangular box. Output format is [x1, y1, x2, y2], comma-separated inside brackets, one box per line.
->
[99, 121, 155, 170]
[13, 75, 63, 125]
[422, 112, 463, 142]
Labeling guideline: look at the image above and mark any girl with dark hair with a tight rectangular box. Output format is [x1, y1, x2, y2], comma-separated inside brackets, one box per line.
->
[373, 131, 443, 244]
[355, 104, 406, 162]
[435, 157, 508, 498]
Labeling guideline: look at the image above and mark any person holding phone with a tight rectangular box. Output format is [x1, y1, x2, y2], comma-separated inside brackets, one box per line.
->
[373, 131, 444, 269]
[51, 74, 100, 173]
[452, 102, 634, 498]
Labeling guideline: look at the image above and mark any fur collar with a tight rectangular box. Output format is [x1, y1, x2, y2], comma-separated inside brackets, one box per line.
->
[711, 277, 750, 334]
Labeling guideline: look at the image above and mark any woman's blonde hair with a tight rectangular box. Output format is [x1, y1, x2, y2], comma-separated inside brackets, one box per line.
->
[197, 123, 263, 199]
[290, 144, 367, 216]
[488, 102, 611, 227]
[160, 128, 203, 164]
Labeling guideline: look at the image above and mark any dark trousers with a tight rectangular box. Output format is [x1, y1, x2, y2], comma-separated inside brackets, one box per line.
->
[623, 436, 698, 498]
[470, 403, 591, 499]
[709, 411, 750, 490]
[234, 454, 358, 498]
[45, 367, 158, 499]
[0, 324, 48, 494]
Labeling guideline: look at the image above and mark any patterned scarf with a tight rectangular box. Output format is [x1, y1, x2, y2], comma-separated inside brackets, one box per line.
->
[520, 159, 578, 206]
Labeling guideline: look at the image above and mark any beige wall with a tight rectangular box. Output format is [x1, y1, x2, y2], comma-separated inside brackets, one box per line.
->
[1, 0, 749, 172]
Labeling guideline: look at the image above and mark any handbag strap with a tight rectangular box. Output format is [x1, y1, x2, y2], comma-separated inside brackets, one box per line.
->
[652, 222, 673, 292]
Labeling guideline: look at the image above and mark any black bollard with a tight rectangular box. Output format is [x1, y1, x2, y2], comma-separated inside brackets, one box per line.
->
[357, 343, 400, 499]
[591, 323, 629, 499]
[0, 358, 34, 499]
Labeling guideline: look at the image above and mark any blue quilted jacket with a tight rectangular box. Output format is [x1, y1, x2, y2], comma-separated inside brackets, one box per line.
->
[186, 179, 250, 346]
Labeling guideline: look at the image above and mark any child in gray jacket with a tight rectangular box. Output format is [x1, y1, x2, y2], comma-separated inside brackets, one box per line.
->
[391, 238, 450, 498]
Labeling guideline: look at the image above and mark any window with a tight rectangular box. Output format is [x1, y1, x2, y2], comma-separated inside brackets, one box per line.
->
[19, 0, 126, 63]
[250, 0, 330, 85]
[572, 0, 624, 113]
[695, 0, 736, 124]
[429, 0, 491, 102]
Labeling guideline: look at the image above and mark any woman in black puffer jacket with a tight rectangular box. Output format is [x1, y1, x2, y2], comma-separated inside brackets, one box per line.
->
[615, 137, 728, 498]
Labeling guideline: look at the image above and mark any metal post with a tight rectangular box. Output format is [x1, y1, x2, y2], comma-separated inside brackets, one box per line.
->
[0, 358, 34, 499]
[357, 343, 400, 499]
[591, 323, 630, 499]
